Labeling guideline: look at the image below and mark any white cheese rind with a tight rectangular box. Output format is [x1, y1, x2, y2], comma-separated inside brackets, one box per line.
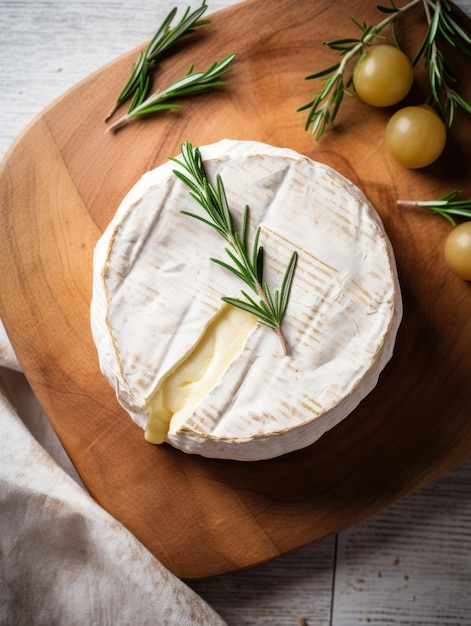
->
[91, 139, 402, 461]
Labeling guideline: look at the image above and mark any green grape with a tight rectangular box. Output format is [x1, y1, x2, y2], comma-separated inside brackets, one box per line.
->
[385, 106, 447, 168]
[353, 44, 414, 107]
[444, 222, 471, 280]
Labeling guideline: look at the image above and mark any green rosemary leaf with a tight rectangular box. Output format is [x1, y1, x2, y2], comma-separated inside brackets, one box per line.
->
[255, 246, 264, 286]
[429, 3, 441, 42]
[149, 53, 235, 99]
[274, 290, 281, 320]
[351, 18, 367, 31]
[391, 20, 400, 48]
[263, 283, 276, 318]
[128, 84, 143, 113]
[250, 297, 280, 327]
[305, 63, 341, 80]
[180, 211, 226, 238]
[452, 91, 471, 114]
[324, 37, 362, 46]
[239, 289, 262, 311]
[163, 72, 205, 95]
[252, 304, 278, 327]
[278, 252, 298, 319]
[441, 10, 471, 52]
[252, 226, 261, 273]
[438, 23, 460, 48]
[172, 169, 202, 196]
[221, 297, 278, 328]
[211, 258, 248, 284]
[131, 68, 152, 109]
[330, 83, 347, 124]
[220, 297, 265, 319]
[325, 44, 356, 53]
[146, 7, 178, 58]
[199, 200, 228, 236]
[112, 52, 148, 114]
[241, 205, 250, 251]
[135, 102, 184, 115]
[411, 31, 430, 66]
[318, 74, 339, 100]
[216, 174, 233, 233]
[222, 247, 254, 282]
[232, 231, 247, 261]
[436, 211, 457, 226]
[298, 94, 319, 118]
[171, 141, 298, 355]
[147, 3, 210, 60]
[376, 4, 400, 15]
[361, 25, 376, 41]
[443, 189, 462, 201]
[310, 110, 328, 139]
[446, 206, 471, 219]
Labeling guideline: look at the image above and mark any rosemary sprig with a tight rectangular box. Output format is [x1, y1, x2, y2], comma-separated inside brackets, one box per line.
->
[107, 54, 236, 132]
[413, 0, 471, 125]
[169, 141, 298, 356]
[398, 189, 471, 226]
[106, 1, 210, 121]
[299, 0, 471, 138]
[298, 0, 421, 139]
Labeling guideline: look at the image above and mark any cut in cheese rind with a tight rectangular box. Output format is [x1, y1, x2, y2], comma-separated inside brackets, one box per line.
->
[91, 139, 402, 461]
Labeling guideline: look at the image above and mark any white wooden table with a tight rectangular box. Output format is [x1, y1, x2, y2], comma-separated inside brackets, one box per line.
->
[1, 1, 470, 624]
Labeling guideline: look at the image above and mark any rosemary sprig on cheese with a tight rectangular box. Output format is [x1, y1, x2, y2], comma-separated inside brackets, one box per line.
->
[105, 1, 210, 121]
[170, 141, 298, 356]
[107, 54, 236, 132]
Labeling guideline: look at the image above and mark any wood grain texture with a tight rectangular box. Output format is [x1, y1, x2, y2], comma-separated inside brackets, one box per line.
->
[1, 0, 471, 581]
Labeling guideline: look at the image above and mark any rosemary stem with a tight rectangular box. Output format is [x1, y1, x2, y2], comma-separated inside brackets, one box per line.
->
[340, 0, 422, 69]
[422, 0, 439, 70]
[396, 200, 420, 206]
[275, 327, 290, 357]
[397, 199, 450, 207]
[422, 0, 433, 26]
[105, 104, 119, 123]
[106, 114, 131, 132]
[106, 90, 168, 132]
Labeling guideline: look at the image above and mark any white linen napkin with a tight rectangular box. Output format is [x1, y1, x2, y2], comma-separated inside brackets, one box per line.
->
[0, 319, 227, 626]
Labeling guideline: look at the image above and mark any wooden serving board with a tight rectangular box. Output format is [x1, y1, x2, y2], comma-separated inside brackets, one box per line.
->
[1, 0, 470, 579]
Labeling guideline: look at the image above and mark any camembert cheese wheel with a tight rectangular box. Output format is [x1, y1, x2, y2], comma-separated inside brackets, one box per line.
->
[91, 139, 402, 461]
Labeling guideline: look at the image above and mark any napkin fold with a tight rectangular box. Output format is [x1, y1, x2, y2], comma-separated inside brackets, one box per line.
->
[0, 319, 227, 626]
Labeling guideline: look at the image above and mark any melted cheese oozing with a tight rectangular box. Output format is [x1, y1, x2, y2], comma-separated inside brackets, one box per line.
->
[144, 305, 257, 444]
